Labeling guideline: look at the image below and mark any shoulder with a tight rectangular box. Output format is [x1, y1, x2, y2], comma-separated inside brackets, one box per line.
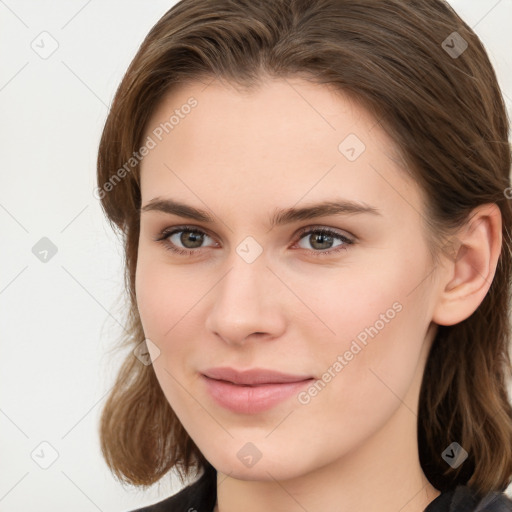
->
[426, 485, 512, 512]
[126, 465, 217, 512]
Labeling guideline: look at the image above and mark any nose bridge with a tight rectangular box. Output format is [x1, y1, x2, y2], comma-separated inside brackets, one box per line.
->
[206, 242, 284, 343]
[221, 234, 270, 304]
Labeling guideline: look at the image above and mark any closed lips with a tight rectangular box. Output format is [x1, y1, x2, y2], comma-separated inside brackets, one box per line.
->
[201, 367, 314, 386]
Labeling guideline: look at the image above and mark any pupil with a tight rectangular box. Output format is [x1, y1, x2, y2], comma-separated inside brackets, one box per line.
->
[312, 233, 332, 250]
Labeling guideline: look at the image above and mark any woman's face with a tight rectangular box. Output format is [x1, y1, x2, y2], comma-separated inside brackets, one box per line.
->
[136, 77, 444, 481]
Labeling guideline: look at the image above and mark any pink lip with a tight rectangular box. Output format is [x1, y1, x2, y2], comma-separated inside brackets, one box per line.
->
[201, 367, 314, 414]
[202, 366, 313, 385]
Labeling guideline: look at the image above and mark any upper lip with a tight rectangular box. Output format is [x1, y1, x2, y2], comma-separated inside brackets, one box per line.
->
[202, 367, 314, 386]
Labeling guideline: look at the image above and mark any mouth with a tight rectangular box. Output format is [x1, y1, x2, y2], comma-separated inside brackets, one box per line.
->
[201, 366, 314, 386]
[201, 370, 315, 414]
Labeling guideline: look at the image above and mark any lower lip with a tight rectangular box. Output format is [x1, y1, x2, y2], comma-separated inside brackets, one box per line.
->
[201, 375, 314, 414]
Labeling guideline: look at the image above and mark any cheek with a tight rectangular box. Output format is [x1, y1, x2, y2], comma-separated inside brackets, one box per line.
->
[135, 256, 183, 343]
[135, 259, 160, 336]
[134, 258, 200, 408]
[293, 262, 405, 348]
[300, 248, 432, 390]
[135, 255, 213, 377]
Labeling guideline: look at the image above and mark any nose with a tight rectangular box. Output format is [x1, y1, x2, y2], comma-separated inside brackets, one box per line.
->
[205, 249, 287, 346]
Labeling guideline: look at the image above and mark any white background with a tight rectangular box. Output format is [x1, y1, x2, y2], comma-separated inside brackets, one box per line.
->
[1, 1, 511, 510]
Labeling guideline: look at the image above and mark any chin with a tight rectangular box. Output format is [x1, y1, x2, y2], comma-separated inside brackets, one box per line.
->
[209, 449, 312, 482]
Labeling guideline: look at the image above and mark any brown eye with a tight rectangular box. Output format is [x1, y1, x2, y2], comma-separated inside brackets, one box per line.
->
[156, 226, 216, 255]
[174, 229, 206, 249]
[295, 227, 354, 256]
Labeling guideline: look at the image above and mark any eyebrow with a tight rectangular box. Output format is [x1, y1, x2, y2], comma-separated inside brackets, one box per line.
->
[139, 197, 381, 227]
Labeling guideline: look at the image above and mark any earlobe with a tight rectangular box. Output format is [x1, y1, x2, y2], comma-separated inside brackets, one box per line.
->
[432, 203, 502, 327]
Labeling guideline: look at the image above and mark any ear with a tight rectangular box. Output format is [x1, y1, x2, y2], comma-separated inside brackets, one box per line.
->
[432, 203, 502, 326]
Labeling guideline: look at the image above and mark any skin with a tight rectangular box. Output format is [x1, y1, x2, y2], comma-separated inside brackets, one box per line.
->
[135, 77, 502, 512]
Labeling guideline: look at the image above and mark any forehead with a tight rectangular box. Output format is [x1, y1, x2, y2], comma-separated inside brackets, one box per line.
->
[139, 77, 423, 223]
[143, 77, 394, 160]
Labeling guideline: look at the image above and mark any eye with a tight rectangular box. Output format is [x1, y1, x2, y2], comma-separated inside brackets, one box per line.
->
[154, 225, 355, 257]
[293, 226, 354, 256]
[154, 225, 217, 256]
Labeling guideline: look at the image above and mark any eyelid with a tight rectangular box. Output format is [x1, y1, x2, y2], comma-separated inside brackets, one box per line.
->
[154, 223, 356, 256]
[155, 224, 355, 241]
[293, 224, 355, 243]
[153, 225, 218, 256]
[157, 224, 218, 242]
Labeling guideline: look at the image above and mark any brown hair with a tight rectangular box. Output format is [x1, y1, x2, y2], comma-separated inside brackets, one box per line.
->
[96, 0, 512, 494]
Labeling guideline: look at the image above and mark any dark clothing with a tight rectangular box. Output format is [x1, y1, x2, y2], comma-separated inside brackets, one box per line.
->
[129, 463, 216, 512]
[424, 485, 512, 511]
[129, 463, 512, 512]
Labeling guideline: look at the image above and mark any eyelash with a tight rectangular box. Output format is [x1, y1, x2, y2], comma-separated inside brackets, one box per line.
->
[154, 225, 355, 258]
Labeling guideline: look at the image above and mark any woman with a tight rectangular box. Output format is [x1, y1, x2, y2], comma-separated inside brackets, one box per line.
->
[96, 1, 512, 510]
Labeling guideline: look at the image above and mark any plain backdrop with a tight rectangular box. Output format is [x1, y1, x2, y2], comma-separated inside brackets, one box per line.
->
[1, 1, 511, 510]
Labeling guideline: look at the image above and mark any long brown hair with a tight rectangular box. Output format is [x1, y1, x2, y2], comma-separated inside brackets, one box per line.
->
[96, 0, 512, 494]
